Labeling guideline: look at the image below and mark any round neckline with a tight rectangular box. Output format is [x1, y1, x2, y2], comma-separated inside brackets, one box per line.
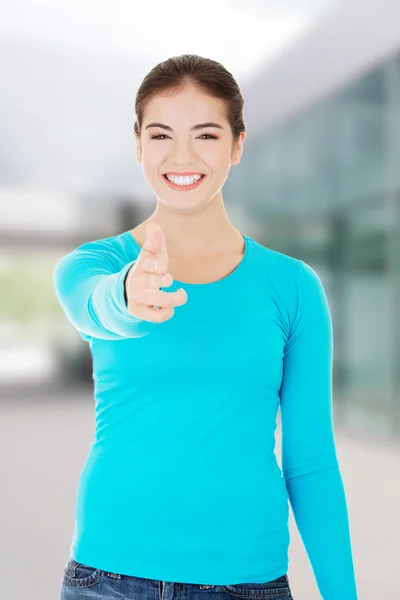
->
[123, 229, 252, 288]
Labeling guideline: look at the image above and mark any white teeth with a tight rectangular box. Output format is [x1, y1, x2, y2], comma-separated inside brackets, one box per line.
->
[165, 174, 203, 185]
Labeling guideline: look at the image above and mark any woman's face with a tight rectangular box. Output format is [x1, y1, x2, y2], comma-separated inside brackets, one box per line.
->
[134, 83, 245, 213]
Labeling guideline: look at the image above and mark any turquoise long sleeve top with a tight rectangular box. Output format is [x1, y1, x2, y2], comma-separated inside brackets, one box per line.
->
[53, 229, 358, 599]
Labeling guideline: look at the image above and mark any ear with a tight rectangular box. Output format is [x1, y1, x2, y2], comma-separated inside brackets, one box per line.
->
[231, 131, 246, 166]
[134, 131, 142, 164]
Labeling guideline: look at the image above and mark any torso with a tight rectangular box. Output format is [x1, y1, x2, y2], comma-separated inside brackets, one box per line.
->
[129, 225, 245, 285]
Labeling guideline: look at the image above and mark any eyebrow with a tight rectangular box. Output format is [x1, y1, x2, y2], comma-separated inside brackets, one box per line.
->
[144, 122, 224, 131]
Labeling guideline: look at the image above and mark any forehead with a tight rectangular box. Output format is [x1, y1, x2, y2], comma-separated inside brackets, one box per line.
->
[144, 84, 227, 125]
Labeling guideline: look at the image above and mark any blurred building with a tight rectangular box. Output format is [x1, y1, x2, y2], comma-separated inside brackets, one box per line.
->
[0, 186, 144, 249]
[0, 186, 146, 391]
[225, 0, 400, 439]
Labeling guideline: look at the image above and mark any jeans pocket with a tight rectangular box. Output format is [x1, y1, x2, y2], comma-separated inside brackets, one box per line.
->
[217, 574, 292, 599]
[63, 558, 104, 588]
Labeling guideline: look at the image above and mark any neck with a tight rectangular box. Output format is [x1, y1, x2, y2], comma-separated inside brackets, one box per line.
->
[144, 193, 241, 257]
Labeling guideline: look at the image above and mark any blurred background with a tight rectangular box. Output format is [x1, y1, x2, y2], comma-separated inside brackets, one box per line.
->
[1, 0, 399, 598]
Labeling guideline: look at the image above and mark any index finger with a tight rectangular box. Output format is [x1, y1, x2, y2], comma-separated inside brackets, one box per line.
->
[142, 221, 168, 268]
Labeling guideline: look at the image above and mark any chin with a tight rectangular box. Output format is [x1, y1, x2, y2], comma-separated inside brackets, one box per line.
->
[158, 195, 212, 214]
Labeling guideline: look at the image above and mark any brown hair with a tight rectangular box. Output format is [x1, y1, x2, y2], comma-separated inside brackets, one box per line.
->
[133, 54, 245, 143]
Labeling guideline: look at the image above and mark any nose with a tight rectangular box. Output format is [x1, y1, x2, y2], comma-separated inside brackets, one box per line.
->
[170, 138, 198, 167]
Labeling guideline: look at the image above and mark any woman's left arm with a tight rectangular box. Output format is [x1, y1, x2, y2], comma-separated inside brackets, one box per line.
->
[279, 260, 358, 600]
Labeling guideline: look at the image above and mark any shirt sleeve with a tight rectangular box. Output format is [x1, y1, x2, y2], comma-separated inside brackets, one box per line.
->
[53, 244, 156, 341]
[279, 259, 358, 600]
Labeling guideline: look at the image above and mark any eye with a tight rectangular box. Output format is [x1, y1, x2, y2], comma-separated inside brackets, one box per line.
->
[150, 134, 217, 140]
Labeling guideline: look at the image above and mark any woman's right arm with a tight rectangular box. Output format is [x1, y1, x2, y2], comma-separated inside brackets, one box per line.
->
[53, 245, 155, 341]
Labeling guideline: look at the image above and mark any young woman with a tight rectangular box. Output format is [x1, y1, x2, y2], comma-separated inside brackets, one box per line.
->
[54, 54, 358, 600]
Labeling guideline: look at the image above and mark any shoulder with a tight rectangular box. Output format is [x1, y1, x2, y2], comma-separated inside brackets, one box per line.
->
[74, 230, 132, 256]
[57, 230, 136, 268]
[248, 237, 330, 325]
[249, 236, 301, 287]
[250, 236, 326, 289]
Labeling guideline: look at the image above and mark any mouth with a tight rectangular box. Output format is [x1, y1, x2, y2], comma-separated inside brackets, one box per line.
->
[162, 173, 206, 191]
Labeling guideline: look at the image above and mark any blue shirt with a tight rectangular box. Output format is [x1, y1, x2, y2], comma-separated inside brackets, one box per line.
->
[53, 229, 358, 598]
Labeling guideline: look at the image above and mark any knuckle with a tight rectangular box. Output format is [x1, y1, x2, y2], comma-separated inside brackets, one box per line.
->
[141, 255, 151, 271]
[128, 287, 141, 303]
[156, 307, 174, 322]
[154, 309, 168, 322]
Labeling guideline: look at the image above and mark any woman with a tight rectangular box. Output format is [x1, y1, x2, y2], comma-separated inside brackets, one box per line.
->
[54, 54, 358, 600]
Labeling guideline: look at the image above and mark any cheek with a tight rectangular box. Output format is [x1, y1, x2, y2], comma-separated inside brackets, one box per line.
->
[141, 141, 165, 162]
[141, 166, 162, 191]
[141, 154, 163, 178]
[202, 144, 231, 164]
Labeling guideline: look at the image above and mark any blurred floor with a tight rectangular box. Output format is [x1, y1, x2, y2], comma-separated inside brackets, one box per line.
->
[0, 391, 398, 600]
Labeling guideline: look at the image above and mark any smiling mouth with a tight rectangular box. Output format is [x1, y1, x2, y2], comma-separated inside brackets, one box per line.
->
[162, 174, 206, 191]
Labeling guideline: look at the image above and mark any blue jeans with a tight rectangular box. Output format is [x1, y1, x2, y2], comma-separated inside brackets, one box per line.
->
[60, 558, 294, 599]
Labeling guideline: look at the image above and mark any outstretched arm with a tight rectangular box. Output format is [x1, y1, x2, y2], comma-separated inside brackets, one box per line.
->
[53, 242, 155, 341]
[279, 260, 358, 599]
